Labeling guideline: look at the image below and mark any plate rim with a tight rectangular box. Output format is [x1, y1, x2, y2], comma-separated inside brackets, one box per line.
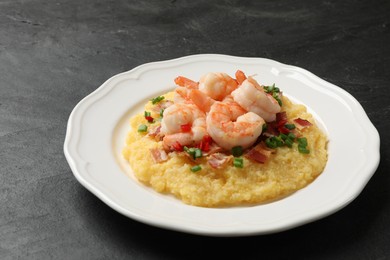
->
[64, 54, 380, 236]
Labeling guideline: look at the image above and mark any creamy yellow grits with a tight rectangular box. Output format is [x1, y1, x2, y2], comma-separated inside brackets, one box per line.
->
[122, 92, 328, 207]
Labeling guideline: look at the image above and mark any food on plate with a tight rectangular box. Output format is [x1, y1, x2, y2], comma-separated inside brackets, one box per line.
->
[122, 70, 328, 207]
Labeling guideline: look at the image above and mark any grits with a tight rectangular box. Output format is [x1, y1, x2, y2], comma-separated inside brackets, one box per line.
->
[122, 91, 328, 207]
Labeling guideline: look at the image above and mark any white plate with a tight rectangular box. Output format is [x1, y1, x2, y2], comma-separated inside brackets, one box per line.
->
[64, 54, 380, 236]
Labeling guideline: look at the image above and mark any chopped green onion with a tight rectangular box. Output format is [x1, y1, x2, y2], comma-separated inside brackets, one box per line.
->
[280, 133, 288, 141]
[264, 84, 282, 106]
[144, 111, 151, 117]
[297, 137, 308, 146]
[159, 109, 165, 118]
[287, 132, 296, 140]
[194, 148, 202, 158]
[190, 165, 201, 172]
[273, 93, 282, 106]
[184, 147, 202, 160]
[297, 137, 310, 154]
[151, 95, 165, 104]
[285, 138, 294, 148]
[285, 123, 296, 130]
[265, 137, 278, 148]
[137, 124, 148, 132]
[298, 146, 310, 154]
[233, 158, 244, 168]
[231, 146, 243, 157]
[264, 84, 279, 93]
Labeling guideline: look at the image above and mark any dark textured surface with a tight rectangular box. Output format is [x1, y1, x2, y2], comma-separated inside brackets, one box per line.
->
[1, 0, 389, 259]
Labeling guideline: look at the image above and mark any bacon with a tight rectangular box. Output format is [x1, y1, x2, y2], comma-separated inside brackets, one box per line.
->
[293, 118, 312, 129]
[245, 143, 272, 164]
[276, 112, 288, 127]
[262, 121, 279, 137]
[207, 153, 232, 169]
[150, 148, 168, 163]
[147, 125, 163, 140]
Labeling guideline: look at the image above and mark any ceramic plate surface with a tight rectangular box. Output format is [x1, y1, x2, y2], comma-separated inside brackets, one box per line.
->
[64, 54, 380, 236]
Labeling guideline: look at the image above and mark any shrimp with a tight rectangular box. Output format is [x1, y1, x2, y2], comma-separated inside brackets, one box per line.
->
[173, 87, 215, 113]
[174, 76, 198, 89]
[206, 99, 265, 151]
[174, 72, 239, 102]
[160, 103, 207, 149]
[198, 72, 238, 101]
[231, 76, 281, 122]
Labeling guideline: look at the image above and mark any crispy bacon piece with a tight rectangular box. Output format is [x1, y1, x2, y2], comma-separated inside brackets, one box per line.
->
[207, 153, 232, 169]
[293, 118, 312, 129]
[263, 112, 288, 137]
[276, 111, 288, 126]
[245, 143, 272, 164]
[148, 125, 163, 140]
[150, 148, 168, 163]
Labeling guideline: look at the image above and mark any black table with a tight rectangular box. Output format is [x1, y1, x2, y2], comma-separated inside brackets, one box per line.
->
[1, 0, 389, 259]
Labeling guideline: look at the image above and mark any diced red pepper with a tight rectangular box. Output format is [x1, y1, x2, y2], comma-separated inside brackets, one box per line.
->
[203, 135, 212, 143]
[198, 135, 212, 152]
[172, 141, 183, 152]
[180, 123, 192, 132]
[198, 140, 209, 152]
[145, 116, 154, 123]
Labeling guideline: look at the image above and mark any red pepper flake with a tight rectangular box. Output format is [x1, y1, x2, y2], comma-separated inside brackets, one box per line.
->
[145, 116, 154, 123]
[180, 123, 192, 132]
[144, 111, 154, 123]
[197, 135, 212, 152]
[172, 141, 183, 152]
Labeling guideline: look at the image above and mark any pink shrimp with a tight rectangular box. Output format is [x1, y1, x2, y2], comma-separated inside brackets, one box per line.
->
[206, 98, 265, 151]
[160, 103, 207, 150]
[231, 76, 281, 122]
[173, 87, 215, 113]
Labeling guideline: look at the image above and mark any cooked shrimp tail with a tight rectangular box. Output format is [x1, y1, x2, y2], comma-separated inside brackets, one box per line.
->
[174, 76, 199, 89]
[235, 70, 247, 85]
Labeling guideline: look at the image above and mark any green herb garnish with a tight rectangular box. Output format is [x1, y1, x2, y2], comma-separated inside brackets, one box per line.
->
[137, 124, 148, 132]
[233, 158, 244, 168]
[190, 165, 202, 172]
[263, 83, 282, 106]
[151, 95, 165, 104]
[297, 137, 310, 154]
[184, 146, 203, 160]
